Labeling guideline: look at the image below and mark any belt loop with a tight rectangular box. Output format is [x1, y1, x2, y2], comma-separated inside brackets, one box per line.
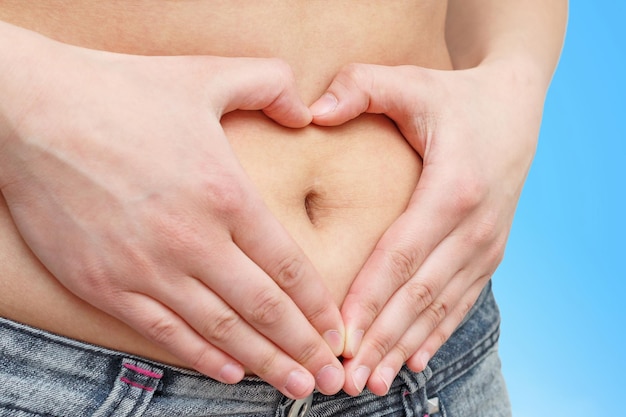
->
[398, 365, 432, 417]
[397, 364, 431, 394]
[92, 358, 163, 417]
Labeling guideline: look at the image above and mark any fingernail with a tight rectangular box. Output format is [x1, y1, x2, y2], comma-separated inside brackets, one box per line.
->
[323, 330, 344, 356]
[345, 329, 364, 358]
[378, 366, 396, 393]
[413, 352, 431, 372]
[315, 365, 343, 394]
[351, 366, 371, 393]
[218, 363, 245, 384]
[285, 370, 314, 399]
[310, 93, 338, 116]
[418, 352, 431, 370]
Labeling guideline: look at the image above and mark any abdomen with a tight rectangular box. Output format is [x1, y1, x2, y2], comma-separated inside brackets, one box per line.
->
[0, 0, 446, 367]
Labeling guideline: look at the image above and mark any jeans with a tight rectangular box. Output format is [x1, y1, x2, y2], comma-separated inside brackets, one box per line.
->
[0, 282, 511, 416]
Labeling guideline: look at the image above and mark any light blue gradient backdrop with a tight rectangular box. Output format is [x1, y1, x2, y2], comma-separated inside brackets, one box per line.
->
[493, 2, 625, 416]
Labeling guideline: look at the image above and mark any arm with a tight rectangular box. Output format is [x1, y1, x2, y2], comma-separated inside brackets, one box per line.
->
[0, 20, 345, 399]
[446, 0, 567, 83]
[310, 0, 567, 396]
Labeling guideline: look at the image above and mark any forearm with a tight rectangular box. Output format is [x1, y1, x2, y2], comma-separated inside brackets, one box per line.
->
[446, 0, 568, 89]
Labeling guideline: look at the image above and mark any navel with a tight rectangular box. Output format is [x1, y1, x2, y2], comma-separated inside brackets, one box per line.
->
[304, 191, 320, 226]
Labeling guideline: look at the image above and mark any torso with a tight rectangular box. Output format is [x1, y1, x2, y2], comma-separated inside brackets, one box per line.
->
[0, 1, 451, 368]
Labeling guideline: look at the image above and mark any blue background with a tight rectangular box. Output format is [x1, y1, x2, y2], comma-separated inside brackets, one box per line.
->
[494, 2, 625, 416]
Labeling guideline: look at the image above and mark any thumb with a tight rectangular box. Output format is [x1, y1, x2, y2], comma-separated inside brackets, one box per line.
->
[213, 57, 312, 128]
[310, 64, 426, 127]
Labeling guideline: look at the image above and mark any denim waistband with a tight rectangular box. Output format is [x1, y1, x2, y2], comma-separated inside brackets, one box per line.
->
[0, 282, 499, 417]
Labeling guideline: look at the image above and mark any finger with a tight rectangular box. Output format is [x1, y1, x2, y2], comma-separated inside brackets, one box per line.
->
[342, 178, 501, 382]
[126, 278, 315, 399]
[210, 57, 312, 128]
[340, 168, 467, 358]
[159, 276, 332, 399]
[231, 194, 346, 357]
[340, 231, 474, 396]
[405, 282, 487, 375]
[115, 291, 245, 385]
[190, 243, 344, 395]
[312, 64, 477, 363]
[309, 64, 436, 139]
[366, 279, 486, 396]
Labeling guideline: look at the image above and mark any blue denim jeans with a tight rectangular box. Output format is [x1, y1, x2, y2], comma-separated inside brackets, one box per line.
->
[0, 282, 511, 416]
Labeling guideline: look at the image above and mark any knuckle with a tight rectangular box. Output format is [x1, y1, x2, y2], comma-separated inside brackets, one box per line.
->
[493, 232, 508, 260]
[254, 58, 297, 95]
[248, 289, 286, 327]
[293, 338, 324, 367]
[303, 300, 333, 327]
[269, 255, 307, 290]
[200, 307, 240, 343]
[485, 238, 506, 268]
[144, 315, 180, 347]
[254, 347, 280, 377]
[267, 58, 294, 79]
[340, 63, 369, 85]
[464, 210, 500, 249]
[335, 63, 372, 97]
[449, 175, 487, 215]
[188, 346, 216, 374]
[392, 340, 414, 364]
[364, 332, 395, 361]
[401, 280, 436, 316]
[465, 223, 493, 248]
[201, 176, 247, 220]
[345, 292, 382, 323]
[425, 299, 449, 328]
[382, 246, 423, 288]
[77, 261, 110, 297]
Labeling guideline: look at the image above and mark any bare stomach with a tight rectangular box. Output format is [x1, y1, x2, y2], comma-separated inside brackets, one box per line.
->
[0, 0, 448, 369]
[0, 111, 420, 368]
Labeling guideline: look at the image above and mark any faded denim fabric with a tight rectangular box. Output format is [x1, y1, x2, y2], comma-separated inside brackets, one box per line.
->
[0, 282, 510, 417]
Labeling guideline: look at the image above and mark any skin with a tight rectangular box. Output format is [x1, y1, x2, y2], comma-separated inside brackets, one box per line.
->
[0, 23, 345, 399]
[0, 1, 437, 398]
[311, 0, 569, 395]
[0, 0, 568, 401]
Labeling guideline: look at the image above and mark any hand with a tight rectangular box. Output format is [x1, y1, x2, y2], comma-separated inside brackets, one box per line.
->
[310, 61, 545, 395]
[0, 28, 344, 399]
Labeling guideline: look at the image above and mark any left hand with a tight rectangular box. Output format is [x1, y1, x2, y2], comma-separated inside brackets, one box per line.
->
[310, 61, 546, 396]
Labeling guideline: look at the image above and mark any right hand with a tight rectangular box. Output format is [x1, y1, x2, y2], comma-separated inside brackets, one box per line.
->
[0, 26, 344, 399]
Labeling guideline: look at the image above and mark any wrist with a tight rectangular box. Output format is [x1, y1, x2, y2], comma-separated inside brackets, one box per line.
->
[467, 58, 547, 154]
[0, 21, 52, 139]
[483, 52, 557, 94]
[473, 56, 551, 108]
[0, 21, 67, 184]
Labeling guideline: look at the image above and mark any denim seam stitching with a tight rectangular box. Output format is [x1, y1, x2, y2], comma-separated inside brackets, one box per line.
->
[426, 325, 500, 395]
